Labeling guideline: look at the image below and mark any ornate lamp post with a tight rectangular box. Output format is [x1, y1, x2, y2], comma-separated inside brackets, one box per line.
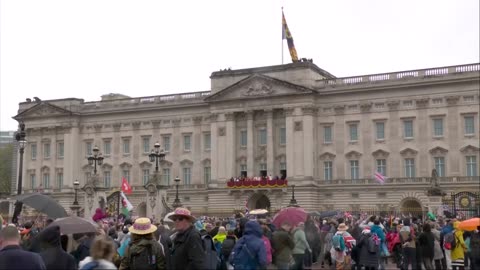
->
[87, 145, 103, 174]
[12, 122, 27, 223]
[172, 176, 182, 208]
[71, 180, 80, 216]
[288, 184, 299, 207]
[15, 122, 27, 195]
[149, 142, 165, 173]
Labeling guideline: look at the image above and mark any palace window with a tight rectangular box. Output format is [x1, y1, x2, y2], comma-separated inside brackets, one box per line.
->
[43, 143, 50, 159]
[376, 122, 385, 140]
[183, 135, 191, 151]
[350, 160, 359, 180]
[434, 157, 445, 177]
[279, 127, 286, 145]
[376, 159, 387, 176]
[56, 173, 63, 189]
[123, 170, 130, 183]
[86, 142, 92, 156]
[104, 171, 111, 188]
[57, 142, 64, 159]
[142, 137, 150, 154]
[324, 161, 333, 181]
[403, 120, 414, 138]
[465, 116, 475, 135]
[466, 156, 477, 177]
[404, 158, 415, 178]
[163, 136, 171, 152]
[122, 139, 130, 154]
[240, 165, 247, 177]
[260, 163, 267, 177]
[204, 133, 211, 150]
[280, 162, 287, 179]
[103, 140, 111, 156]
[43, 173, 50, 188]
[204, 167, 211, 184]
[324, 126, 332, 143]
[240, 130, 247, 147]
[31, 144, 37, 160]
[143, 169, 150, 185]
[349, 124, 358, 141]
[433, 118, 444, 137]
[259, 129, 267, 146]
[183, 167, 191, 186]
[30, 174, 36, 189]
[163, 168, 171, 186]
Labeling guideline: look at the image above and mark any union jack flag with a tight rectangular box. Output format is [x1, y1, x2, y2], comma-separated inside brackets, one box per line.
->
[374, 171, 386, 184]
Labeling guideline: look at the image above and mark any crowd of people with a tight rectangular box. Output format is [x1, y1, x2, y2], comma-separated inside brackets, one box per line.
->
[0, 209, 479, 270]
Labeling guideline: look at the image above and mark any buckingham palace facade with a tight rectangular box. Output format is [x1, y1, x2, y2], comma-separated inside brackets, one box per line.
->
[11, 61, 480, 218]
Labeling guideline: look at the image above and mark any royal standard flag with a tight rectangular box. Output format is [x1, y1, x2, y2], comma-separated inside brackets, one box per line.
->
[282, 11, 298, 62]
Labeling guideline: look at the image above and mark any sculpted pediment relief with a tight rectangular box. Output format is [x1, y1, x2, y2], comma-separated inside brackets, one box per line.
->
[372, 149, 389, 158]
[205, 74, 315, 102]
[429, 146, 448, 155]
[319, 152, 336, 160]
[400, 148, 418, 156]
[14, 102, 75, 120]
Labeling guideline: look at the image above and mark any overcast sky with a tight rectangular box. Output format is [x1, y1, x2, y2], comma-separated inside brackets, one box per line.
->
[1, 0, 479, 131]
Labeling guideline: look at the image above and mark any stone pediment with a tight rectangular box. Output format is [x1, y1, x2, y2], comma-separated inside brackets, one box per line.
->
[429, 146, 448, 155]
[205, 74, 316, 102]
[14, 102, 76, 120]
[460, 144, 480, 154]
[400, 147, 418, 156]
[319, 152, 336, 160]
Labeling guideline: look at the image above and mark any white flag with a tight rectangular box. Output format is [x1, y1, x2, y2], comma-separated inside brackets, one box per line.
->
[120, 191, 134, 211]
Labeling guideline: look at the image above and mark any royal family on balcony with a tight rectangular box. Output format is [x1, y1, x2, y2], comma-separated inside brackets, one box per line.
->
[227, 176, 288, 188]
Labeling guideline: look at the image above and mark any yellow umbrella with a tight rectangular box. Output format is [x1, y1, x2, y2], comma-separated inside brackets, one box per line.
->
[458, 217, 480, 231]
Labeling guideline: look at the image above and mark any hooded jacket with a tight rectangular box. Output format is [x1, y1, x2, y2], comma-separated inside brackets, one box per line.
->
[38, 225, 77, 270]
[232, 221, 267, 269]
[451, 221, 466, 260]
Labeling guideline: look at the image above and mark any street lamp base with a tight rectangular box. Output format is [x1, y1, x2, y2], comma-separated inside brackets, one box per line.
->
[70, 205, 81, 216]
[288, 199, 299, 207]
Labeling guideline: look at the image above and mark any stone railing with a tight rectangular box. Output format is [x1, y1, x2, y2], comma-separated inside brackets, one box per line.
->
[316, 63, 480, 89]
[82, 91, 211, 110]
[320, 176, 479, 185]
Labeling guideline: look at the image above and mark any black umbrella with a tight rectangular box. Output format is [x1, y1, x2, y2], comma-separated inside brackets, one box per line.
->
[47, 216, 97, 234]
[318, 210, 339, 219]
[14, 193, 68, 219]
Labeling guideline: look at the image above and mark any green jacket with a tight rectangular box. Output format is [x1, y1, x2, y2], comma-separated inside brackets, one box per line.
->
[272, 229, 295, 264]
[293, 228, 311, 254]
[119, 238, 166, 270]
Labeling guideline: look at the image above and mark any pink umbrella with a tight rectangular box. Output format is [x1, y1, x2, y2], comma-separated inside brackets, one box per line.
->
[272, 207, 307, 228]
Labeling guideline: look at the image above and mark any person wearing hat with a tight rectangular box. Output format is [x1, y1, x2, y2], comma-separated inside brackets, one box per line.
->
[331, 223, 356, 270]
[169, 208, 205, 270]
[119, 217, 166, 270]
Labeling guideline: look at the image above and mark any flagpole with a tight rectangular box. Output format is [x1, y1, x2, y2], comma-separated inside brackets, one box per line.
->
[281, 7, 284, 65]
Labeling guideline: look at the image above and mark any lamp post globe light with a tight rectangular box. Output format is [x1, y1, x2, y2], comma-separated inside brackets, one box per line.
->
[149, 142, 165, 173]
[87, 145, 103, 174]
[71, 180, 80, 216]
[15, 122, 27, 195]
[172, 176, 182, 208]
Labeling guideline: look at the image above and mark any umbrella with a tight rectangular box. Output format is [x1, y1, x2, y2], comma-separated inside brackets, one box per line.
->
[14, 193, 68, 219]
[308, 211, 322, 217]
[318, 210, 339, 219]
[249, 209, 268, 215]
[272, 207, 307, 228]
[47, 216, 97, 235]
[458, 217, 480, 231]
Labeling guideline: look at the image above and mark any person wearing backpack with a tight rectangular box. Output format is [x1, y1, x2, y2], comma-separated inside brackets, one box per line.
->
[272, 221, 295, 270]
[232, 220, 267, 270]
[418, 223, 435, 270]
[119, 218, 166, 270]
[451, 221, 467, 270]
[441, 220, 454, 270]
[79, 236, 117, 270]
[356, 226, 380, 270]
[399, 219, 417, 270]
[220, 230, 237, 270]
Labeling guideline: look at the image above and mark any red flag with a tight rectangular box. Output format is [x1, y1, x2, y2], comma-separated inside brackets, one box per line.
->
[121, 177, 132, 194]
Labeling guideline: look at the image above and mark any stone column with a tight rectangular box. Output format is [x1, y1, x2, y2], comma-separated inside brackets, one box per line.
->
[446, 96, 460, 175]
[416, 98, 430, 176]
[360, 103, 373, 178]
[334, 105, 346, 179]
[285, 108, 295, 180]
[132, 121, 141, 185]
[209, 114, 219, 186]
[387, 101, 401, 177]
[192, 116, 203, 184]
[246, 111, 255, 177]
[63, 120, 81, 187]
[225, 112, 237, 178]
[266, 109, 275, 176]
[302, 107, 316, 181]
